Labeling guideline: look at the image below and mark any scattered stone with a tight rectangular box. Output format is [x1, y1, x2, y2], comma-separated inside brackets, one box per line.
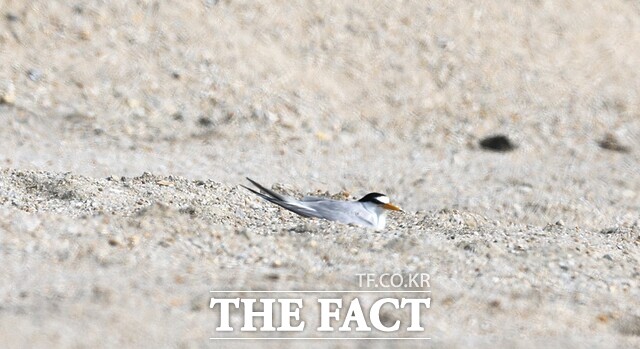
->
[26, 69, 42, 81]
[179, 206, 197, 216]
[236, 228, 251, 240]
[600, 227, 620, 234]
[5, 13, 19, 22]
[488, 300, 501, 308]
[92, 286, 113, 304]
[126, 98, 140, 109]
[79, 29, 92, 41]
[251, 108, 266, 120]
[190, 297, 204, 312]
[316, 131, 330, 141]
[65, 112, 93, 123]
[598, 133, 630, 153]
[197, 116, 213, 127]
[127, 236, 140, 247]
[479, 134, 516, 152]
[460, 241, 478, 253]
[158, 239, 172, 247]
[156, 180, 174, 187]
[0, 80, 16, 105]
[265, 273, 280, 280]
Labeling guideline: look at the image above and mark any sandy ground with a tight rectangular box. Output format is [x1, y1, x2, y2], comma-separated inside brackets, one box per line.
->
[1, 0, 639, 347]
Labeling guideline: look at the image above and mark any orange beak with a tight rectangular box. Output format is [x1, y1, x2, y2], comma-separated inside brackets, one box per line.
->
[382, 203, 403, 212]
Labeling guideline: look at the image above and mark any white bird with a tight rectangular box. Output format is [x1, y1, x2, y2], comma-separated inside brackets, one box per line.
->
[242, 178, 403, 230]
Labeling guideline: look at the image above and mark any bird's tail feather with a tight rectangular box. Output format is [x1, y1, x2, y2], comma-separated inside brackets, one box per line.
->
[240, 184, 277, 202]
[242, 178, 318, 219]
[244, 177, 287, 201]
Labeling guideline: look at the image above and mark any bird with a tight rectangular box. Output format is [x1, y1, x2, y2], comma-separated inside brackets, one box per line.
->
[241, 177, 402, 230]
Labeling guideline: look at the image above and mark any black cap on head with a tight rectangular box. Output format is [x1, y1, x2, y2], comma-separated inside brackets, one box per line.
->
[358, 192, 389, 204]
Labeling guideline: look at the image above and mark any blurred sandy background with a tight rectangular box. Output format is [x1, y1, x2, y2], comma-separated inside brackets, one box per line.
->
[1, 0, 639, 347]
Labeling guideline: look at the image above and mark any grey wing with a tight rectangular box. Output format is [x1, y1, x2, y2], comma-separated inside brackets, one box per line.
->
[242, 178, 322, 218]
[303, 200, 376, 227]
[301, 195, 329, 202]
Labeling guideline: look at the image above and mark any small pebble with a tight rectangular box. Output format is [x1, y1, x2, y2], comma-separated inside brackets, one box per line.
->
[0, 81, 16, 105]
[316, 131, 330, 141]
[479, 134, 516, 152]
[127, 236, 140, 247]
[598, 133, 630, 153]
[5, 13, 19, 22]
[27, 69, 42, 81]
[599, 227, 619, 234]
[126, 98, 140, 109]
[197, 116, 213, 127]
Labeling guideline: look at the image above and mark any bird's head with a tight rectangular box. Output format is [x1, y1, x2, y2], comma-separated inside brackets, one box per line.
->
[358, 193, 403, 212]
